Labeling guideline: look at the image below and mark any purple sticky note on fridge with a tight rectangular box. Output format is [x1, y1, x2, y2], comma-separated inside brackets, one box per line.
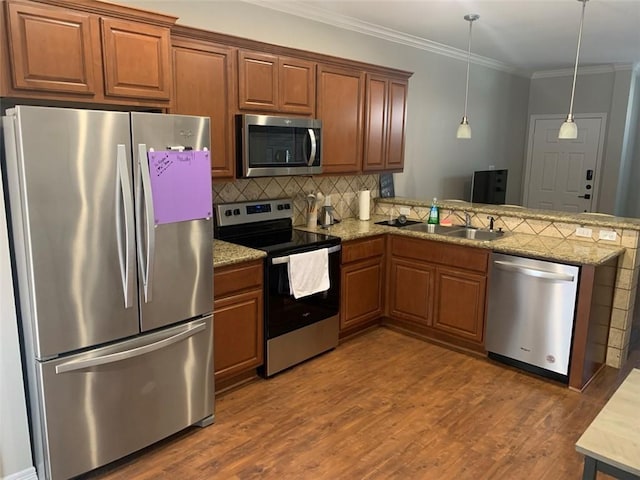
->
[147, 150, 212, 225]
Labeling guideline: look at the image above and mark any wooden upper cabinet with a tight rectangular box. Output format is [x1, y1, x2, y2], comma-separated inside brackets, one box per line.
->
[278, 56, 315, 115]
[238, 50, 315, 115]
[172, 37, 236, 180]
[317, 64, 364, 174]
[386, 78, 408, 170]
[101, 17, 171, 100]
[5, 2, 100, 95]
[238, 50, 278, 111]
[363, 74, 408, 172]
[363, 75, 387, 171]
[1, 0, 176, 105]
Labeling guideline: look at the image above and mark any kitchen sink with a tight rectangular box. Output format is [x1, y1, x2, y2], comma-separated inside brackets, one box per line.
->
[440, 228, 506, 241]
[400, 223, 462, 235]
[401, 223, 505, 241]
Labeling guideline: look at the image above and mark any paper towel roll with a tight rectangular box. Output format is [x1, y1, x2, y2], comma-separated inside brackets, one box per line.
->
[358, 190, 370, 221]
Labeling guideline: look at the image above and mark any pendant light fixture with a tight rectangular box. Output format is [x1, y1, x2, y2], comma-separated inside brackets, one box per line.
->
[456, 13, 479, 139]
[559, 0, 589, 139]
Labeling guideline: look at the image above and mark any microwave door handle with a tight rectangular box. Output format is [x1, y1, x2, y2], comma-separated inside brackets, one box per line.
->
[307, 129, 317, 166]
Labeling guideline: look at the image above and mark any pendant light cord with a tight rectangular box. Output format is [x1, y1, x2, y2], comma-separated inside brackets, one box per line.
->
[462, 19, 473, 118]
[567, 0, 587, 118]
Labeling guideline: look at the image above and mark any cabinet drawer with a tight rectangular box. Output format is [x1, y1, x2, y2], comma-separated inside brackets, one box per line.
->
[214, 260, 263, 298]
[342, 236, 385, 264]
[390, 235, 488, 273]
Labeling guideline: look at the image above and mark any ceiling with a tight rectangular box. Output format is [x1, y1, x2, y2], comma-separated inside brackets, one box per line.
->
[253, 0, 640, 75]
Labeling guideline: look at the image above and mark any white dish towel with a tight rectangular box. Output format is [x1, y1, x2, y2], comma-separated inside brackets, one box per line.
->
[288, 248, 330, 299]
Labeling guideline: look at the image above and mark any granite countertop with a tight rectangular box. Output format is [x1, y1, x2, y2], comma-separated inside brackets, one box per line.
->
[213, 239, 265, 268]
[213, 214, 624, 268]
[296, 216, 624, 266]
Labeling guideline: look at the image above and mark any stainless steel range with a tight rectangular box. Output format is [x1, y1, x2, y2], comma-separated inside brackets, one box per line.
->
[214, 198, 341, 377]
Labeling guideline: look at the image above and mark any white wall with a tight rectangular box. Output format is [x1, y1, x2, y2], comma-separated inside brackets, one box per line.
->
[619, 68, 640, 217]
[527, 67, 635, 214]
[0, 161, 35, 479]
[122, 0, 531, 205]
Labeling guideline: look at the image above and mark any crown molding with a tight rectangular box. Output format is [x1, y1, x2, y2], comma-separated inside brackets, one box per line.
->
[241, 0, 526, 76]
[531, 64, 634, 79]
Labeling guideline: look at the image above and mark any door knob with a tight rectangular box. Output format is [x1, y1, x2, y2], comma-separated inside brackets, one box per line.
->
[578, 194, 591, 199]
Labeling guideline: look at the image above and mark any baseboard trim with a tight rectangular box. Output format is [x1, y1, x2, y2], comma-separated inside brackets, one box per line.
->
[2, 466, 38, 480]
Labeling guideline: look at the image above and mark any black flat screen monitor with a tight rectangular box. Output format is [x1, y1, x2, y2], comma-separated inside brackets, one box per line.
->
[472, 169, 507, 204]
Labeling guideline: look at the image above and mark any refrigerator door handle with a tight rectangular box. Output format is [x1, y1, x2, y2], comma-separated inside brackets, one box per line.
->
[115, 144, 135, 308]
[55, 321, 207, 374]
[136, 144, 156, 303]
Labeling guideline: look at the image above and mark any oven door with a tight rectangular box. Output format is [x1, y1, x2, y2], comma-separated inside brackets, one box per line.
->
[266, 245, 340, 339]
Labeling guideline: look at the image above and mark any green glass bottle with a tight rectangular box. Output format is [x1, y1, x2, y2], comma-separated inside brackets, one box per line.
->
[428, 197, 439, 225]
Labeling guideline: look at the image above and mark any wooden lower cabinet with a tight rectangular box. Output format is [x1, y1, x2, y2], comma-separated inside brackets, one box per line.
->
[388, 257, 434, 326]
[340, 236, 385, 337]
[213, 260, 264, 391]
[386, 235, 489, 352]
[433, 266, 486, 344]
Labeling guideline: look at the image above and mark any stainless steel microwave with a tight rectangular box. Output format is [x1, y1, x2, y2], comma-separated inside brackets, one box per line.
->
[238, 114, 322, 178]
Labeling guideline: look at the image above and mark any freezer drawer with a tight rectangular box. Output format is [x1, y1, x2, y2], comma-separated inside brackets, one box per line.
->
[486, 253, 579, 379]
[34, 317, 213, 480]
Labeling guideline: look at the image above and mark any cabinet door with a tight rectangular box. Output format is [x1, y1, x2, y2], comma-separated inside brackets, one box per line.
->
[213, 288, 264, 382]
[433, 267, 486, 344]
[238, 50, 278, 111]
[101, 17, 171, 100]
[388, 257, 434, 326]
[6, 2, 99, 95]
[386, 78, 408, 170]
[340, 257, 383, 332]
[317, 64, 364, 174]
[363, 74, 388, 171]
[279, 56, 315, 115]
[172, 41, 235, 179]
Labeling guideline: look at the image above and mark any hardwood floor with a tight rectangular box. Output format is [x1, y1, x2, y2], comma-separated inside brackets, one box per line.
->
[83, 327, 637, 480]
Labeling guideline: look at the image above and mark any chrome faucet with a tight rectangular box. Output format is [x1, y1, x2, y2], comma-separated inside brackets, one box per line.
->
[487, 216, 495, 231]
[464, 212, 472, 228]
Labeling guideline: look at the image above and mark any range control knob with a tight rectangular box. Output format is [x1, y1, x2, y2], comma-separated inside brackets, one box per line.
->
[277, 204, 284, 210]
[284, 203, 291, 210]
[224, 209, 232, 217]
[233, 208, 241, 216]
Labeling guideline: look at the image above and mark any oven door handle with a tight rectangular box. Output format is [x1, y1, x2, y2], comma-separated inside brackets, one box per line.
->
[271, 245, 341, 265]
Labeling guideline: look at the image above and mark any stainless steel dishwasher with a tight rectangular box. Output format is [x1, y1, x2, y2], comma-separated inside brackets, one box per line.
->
[485, 253, 580, 382]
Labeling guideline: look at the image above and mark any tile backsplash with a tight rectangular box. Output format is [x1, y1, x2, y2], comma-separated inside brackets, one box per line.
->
[213, 175, 380, 226]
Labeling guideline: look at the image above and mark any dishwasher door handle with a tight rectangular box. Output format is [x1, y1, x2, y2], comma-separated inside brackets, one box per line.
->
[493, 260, 575, 282]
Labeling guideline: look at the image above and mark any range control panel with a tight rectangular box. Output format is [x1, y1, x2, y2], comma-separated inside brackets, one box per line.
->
[215, 198, 293, 227]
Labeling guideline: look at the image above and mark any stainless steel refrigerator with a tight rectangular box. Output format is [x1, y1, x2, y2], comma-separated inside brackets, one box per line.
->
[2, 105, 214, 480]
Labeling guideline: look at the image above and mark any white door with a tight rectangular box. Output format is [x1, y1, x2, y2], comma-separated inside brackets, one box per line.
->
[523, 115, 606, 212]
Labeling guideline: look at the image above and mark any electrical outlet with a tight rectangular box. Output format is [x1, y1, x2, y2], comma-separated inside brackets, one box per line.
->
[399, 207, 411, 215]
[576, 227, 593, 238]
[599, 230, 617, 241]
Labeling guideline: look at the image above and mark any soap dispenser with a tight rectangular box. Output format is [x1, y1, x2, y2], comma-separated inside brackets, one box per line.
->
[428, 197, 439, 225]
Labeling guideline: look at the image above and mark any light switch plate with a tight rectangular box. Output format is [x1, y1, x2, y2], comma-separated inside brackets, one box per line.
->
[599, 230, 617, 241]
[576, 227, 593, 238]
[399, 207, 411, 215]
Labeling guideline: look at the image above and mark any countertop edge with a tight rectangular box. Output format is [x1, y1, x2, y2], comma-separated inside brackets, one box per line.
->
[296, 217, 625, 266]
